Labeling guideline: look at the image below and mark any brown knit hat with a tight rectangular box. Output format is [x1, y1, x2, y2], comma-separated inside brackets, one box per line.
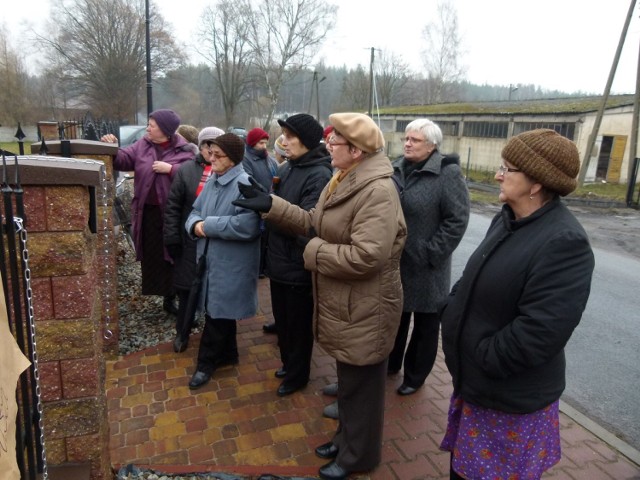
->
[177, 124, 199, 145]
[211, 133, 245, 165]
[328, 113, 384, 153]
[501, 129, 579, 196]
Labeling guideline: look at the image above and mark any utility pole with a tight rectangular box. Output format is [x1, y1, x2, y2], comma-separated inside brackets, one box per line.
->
[145, 0, 153, 116]
[578, 0, 636, 185]
[368, 47, 375, 116]
[307, 71, 316, 115]
[307, 72, 326, 121]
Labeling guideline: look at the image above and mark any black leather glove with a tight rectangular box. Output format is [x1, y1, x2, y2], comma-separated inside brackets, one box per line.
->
[233, 177, 273, 212]
[166, 244, 182, 260]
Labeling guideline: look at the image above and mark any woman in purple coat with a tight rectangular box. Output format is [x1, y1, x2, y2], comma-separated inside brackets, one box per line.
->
[102, 109, 194, 312]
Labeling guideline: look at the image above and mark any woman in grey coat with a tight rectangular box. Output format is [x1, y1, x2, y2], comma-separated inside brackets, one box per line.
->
[389, 119, 470, 396]
[185, 133, 261, 390]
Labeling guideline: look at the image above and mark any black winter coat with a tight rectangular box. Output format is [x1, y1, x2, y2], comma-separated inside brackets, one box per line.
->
[163, 154, 207, 290]
[264, 144, 332, 285]
[440, 198, 594, 413]
[242, 146, 278, 192]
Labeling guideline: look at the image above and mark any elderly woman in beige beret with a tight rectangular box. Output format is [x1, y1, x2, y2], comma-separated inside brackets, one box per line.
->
[440, 129, 595, 480]
[234, 113, 407, 480]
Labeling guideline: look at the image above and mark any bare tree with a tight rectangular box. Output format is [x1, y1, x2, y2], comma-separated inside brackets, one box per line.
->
[0, 26, 30, 124]
[198, 0, 255, 129]
[421, 0, 466, 103]
[375, 50, 411, 107]
[246, 0, 337, 129]
[35, 0, 182, 121]
[338, 65, 369, 111]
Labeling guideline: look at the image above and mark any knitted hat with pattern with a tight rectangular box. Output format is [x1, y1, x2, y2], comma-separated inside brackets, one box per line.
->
[501, 129, 579, 196]
[211, 133, 245, 165]
[277, 114, 323, 150]
[274, 135, 286, 157]
[198, 126, 225, 146]
[246, 128, 269, 147]
[328, 113, 384, 153]
[149, 109, 180, 138]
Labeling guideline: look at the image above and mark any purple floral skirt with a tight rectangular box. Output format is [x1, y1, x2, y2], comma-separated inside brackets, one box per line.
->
[440, 395, 561, 479]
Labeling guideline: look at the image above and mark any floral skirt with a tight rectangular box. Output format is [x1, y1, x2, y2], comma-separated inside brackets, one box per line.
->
[440, 394, 561, 480]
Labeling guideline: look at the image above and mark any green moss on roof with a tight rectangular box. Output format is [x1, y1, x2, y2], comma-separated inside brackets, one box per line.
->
[376, 94, 635, 116]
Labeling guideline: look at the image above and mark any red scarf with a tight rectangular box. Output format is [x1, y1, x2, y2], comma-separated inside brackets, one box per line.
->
[196, 165, 212, 197]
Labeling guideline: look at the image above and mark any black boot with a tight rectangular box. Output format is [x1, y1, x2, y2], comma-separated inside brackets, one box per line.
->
[163, 295, 178, 315]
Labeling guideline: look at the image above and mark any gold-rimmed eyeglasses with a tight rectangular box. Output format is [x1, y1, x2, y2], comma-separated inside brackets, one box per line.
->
[327, 135, 349, 147]
[497, 164, 521, 176]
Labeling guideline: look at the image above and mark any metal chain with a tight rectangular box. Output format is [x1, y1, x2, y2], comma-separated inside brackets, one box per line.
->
[99, 165, 115, 340]
[15, 217, 48, 480]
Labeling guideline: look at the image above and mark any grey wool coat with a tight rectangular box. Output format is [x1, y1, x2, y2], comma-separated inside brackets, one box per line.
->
[185, 163, 261, 320]
[392, 150, 470, 313]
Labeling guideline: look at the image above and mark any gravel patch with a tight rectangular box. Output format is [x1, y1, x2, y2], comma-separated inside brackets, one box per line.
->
[115, 230, 203, 356]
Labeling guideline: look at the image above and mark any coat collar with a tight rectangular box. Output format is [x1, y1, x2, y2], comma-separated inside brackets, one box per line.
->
[213, 163, 246, 186]
[325, 151, 393, 207]
[393, 150, 443, 176]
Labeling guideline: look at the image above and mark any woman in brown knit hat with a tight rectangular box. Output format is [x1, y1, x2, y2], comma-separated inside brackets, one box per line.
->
[440, 129, 595, 479]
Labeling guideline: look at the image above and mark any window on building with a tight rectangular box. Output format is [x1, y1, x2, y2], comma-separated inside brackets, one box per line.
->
[396, 120, 412, 132]
[439, 121, 459, 136]
[513, 122, 575, 140]
[396, 120, 459, 136]
[463, 122, 509, 138]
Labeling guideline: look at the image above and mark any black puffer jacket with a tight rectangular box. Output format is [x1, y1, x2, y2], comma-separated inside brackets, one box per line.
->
[163, 154, 207, 289]
[440, 198, 594, 413]
[264, 144, 332, 285]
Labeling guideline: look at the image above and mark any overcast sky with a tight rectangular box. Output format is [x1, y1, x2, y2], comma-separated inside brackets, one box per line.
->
[4, 0, 639, 95]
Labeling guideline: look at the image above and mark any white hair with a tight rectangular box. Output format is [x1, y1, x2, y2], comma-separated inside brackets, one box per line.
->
[405, 119, 443, 146]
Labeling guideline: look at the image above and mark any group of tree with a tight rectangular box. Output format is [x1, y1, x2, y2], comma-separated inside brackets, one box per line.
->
[0, 0, 590, 131]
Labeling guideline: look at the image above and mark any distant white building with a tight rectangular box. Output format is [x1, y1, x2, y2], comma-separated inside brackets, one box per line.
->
[376, 95, 636, 184]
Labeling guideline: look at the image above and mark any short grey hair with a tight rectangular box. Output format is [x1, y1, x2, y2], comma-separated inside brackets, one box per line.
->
[405, 119, 443, 146]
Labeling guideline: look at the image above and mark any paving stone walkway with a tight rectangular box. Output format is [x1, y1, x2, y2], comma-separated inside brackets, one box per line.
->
[107, 279, 640, 479]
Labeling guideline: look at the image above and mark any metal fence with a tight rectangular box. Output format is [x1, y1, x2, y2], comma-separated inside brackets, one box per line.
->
[1, 153, 48, 480]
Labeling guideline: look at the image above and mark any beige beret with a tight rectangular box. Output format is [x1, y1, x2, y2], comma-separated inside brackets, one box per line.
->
[328, 113, 385, 153]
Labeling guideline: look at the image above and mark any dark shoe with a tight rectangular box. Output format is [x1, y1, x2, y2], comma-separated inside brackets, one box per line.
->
[322, 400, 339, 420]
[263, 322, 277, 334]
[322, 382, 338, 396]
[274, 367, 287, 379]
[277, 382, 306, 397]
[397, 383, 419, 396]
[315, 441, 339, 459]
[188, 371, 211, 390]
[319, 460, 351, 480]
[163, 296, 178, 315]
[173, 334, 188, 353]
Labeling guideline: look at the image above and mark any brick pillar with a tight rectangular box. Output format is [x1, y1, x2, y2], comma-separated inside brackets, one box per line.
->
[7, 147, 119, 480]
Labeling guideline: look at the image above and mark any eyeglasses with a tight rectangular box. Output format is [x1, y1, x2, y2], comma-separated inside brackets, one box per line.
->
[403, 136, 426, 144]
[327, 135, 349, 147]
[497, 164, 521, 176]
[210, 150, 228, 159]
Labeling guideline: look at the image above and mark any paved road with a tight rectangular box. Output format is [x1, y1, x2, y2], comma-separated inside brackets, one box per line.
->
[452, 212, 640, 451]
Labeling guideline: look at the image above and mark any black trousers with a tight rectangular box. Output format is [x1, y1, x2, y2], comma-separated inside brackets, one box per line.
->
[270, 280, 314, 387]
[388, 311, 440, 388]
[196, 316, 238, 374]
[332, 359, 387, 471]
[140, 204, 174, 296]
[175, 288, 193, 336]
